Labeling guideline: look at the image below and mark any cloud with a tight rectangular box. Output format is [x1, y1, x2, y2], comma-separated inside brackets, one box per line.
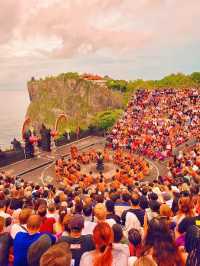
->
[0, 0, 154, 59]
[1, 0, 200, 59]
[0, 0, 200, 89]
[0, 0, 22, 43]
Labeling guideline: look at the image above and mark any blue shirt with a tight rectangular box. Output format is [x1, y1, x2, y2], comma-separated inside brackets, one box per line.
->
[14, 232, 55, 266]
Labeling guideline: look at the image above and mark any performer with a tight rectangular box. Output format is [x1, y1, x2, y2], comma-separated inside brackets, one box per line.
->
[24, 129, 34, 159]
[11, 138, 22, 151]
[70, 146, 78, 160]
[40, 124, 51, 152]
[103, 148, 110, 161]
[76, 126, 80, 140]
[96, 151, 104, 172]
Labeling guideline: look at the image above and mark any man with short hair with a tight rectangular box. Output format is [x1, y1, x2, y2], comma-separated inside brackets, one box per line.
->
[47, 203, 59, 221]
[38, 204, 56, 233]
[82, 205, 96, 235]
[114, 192, 131, 217]
[122, 192, 145, 226]
[60, 214, 94, 266]
[10, 208, 32, 239]
[121, 192, 145, 235]
[13, 215, 55, 266]
[94, 203, 116, 227]
[105, 200, 121, 224]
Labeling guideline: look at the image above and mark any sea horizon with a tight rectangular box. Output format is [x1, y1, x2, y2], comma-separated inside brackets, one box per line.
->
[0, 89, 29, 150]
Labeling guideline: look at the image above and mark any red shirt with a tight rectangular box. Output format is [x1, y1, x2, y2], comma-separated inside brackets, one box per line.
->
[40, 217, 55, 233]
[129, 243, 142, 257]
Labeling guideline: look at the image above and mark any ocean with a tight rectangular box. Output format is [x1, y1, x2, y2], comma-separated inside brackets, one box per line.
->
[0, 90, 29, 150]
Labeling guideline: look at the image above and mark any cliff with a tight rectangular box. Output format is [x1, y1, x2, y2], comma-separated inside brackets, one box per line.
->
[26, 74, 124, 133]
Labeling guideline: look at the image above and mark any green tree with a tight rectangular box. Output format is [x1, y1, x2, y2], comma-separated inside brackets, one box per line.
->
[106, 80, 128, 92]
[91, 109, 123, 130]
[191, 72, 200, 84]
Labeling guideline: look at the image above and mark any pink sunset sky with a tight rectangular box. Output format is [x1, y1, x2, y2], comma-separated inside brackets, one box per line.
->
[1, 0, 200, 89]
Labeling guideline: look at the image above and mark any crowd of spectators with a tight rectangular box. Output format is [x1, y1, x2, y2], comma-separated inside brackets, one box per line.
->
[167, 143, 200, 184]
[0, 88, 199, 266]
[0, 152, 199, 265]
[108, 88, 199, 160]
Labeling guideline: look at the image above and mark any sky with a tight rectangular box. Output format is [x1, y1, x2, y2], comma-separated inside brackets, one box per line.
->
[1, 0, 200, 90]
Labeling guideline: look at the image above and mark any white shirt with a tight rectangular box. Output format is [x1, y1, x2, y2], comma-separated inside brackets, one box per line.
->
[10, 224, 27, 239]
[192, 165, 199, 171]
[82, 220, 96, 235]
[128, 256, 137, 266]
[80, 245, 128, 266]
[47, 212, 59, 222]
[0, 210, 11, 219]
[93, 218, 116, 227]
[165, 199, 173, 208]
[124, 212, 141, 235]
[106, 218, 116, 227]
[113, 243, 129, 257]
[115, 205, 130, 217]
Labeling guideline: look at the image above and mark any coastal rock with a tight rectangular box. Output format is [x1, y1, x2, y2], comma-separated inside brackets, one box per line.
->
[26, 74, 124, 132]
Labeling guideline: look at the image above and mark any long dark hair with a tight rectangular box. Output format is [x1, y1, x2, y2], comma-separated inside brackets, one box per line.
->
[185, 225, 200, 253]
[186, 249, 200, 266]
[186, 225, 200, 266]
[143, 217, 182, 266]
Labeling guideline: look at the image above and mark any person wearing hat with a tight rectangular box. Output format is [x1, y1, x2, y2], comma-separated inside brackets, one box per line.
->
[59, 214, 94, 266]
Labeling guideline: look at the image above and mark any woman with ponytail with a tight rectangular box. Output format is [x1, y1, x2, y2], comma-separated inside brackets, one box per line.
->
[80, 222, 128, 266]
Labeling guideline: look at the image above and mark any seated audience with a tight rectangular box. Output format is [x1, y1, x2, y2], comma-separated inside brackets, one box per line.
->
[0, 87, 199, 266]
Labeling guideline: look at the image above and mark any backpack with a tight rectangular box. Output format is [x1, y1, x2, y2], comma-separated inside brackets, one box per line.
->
[124, 212, 142, 238]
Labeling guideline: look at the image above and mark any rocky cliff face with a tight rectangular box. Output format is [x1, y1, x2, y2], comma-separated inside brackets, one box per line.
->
[27, 76, 124, 132]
